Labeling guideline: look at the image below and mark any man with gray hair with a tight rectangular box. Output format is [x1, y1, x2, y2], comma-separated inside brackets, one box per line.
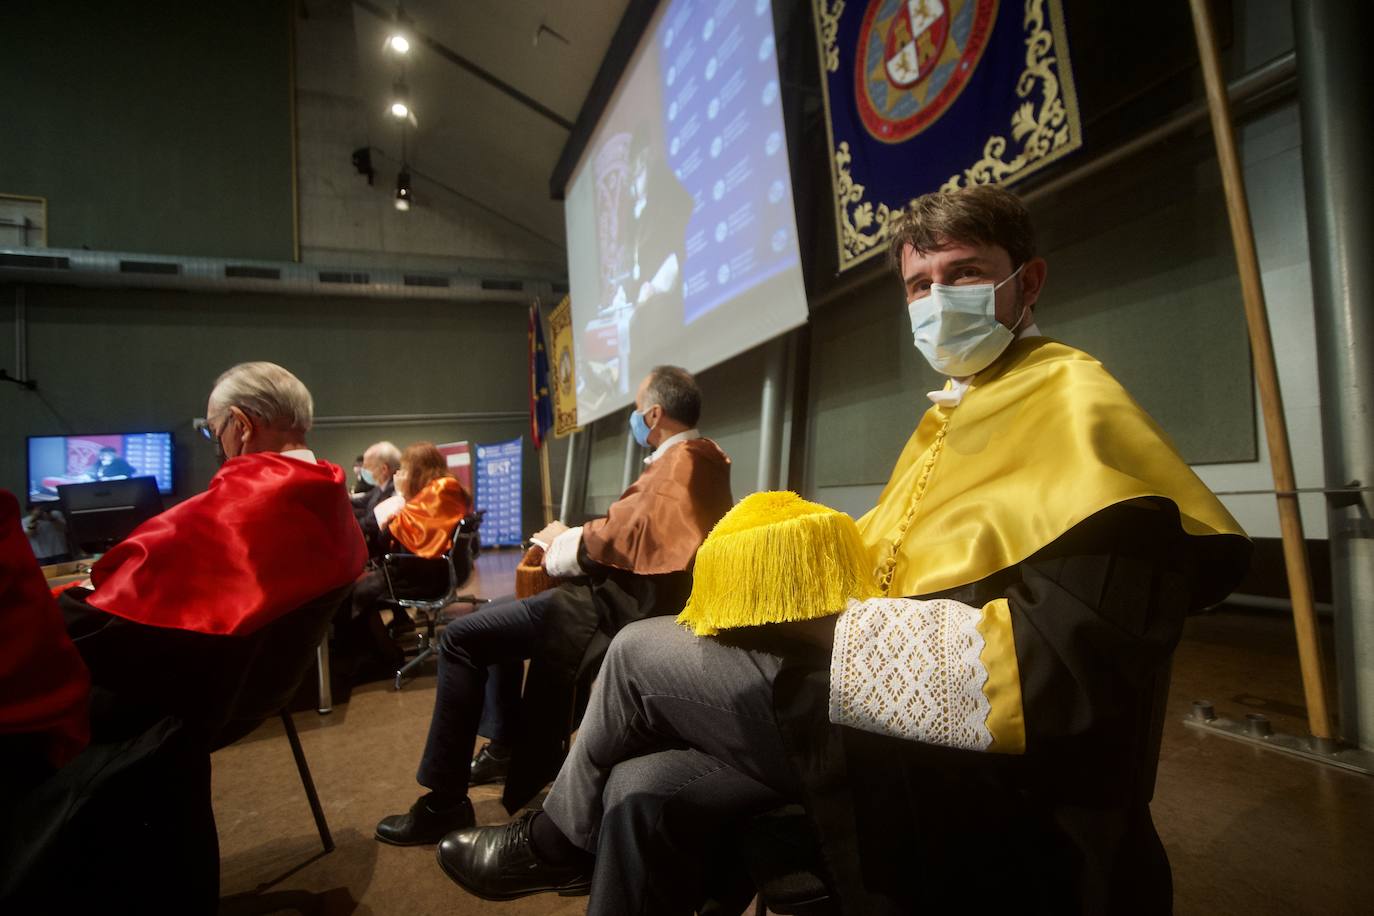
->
[355, 440, 402, 555]
[66, 361, 367, 637]
[376, 365, 734, 850]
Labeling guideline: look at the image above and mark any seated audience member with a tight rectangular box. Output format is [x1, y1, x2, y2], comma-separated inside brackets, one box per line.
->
[436, 188, 1252, 914]
[351, 453, 374, 497]
[62, 361, 367, 699]
[0, 489, 90, 789]
[375, 365, 733, 846]
[354, 440, 401, 555]
[346, 442, 472, 672]
[23, 501, 69, 564]
[7, 363, 365, 911]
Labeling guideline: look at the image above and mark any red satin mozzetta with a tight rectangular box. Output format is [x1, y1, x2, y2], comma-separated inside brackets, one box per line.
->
[0, 489, 91, 767]
[581, 437, 734, 575]
[389, 476, 472, 559]
[87, 453, 368, 636]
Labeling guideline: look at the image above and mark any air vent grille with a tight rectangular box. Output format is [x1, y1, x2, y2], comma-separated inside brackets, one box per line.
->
[225, 265, 281, 280]
[119, 259, 179, 275]
[0, 253, 70, 269]
[319, 271, 370, 284]
[403, 274, 449, 288]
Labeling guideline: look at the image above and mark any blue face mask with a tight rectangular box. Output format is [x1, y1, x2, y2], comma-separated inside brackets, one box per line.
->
[360, 468, 377, 487]
[907, 263, 1026, 377]
[629, 408, 653, 448]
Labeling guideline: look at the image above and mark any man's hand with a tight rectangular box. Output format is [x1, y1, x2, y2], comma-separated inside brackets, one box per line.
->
[532, 520, 570, 546]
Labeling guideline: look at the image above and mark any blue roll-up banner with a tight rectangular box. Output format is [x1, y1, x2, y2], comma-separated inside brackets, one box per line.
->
[474, 437, 524, 547]
[814, 0, 1082, 271]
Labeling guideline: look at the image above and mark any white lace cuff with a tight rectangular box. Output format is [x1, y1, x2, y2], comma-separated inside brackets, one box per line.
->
[829, 597, 993, 751]
[543, 526, 585, 578]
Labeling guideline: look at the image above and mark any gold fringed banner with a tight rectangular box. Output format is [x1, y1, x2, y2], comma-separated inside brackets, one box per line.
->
[549, 295, 581, 438]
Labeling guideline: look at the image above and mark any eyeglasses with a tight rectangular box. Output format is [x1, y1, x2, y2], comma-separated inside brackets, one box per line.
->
[195, 415, 230, 443]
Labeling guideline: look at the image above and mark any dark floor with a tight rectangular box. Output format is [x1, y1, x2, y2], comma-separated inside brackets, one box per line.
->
[211, 552, 1374, 915]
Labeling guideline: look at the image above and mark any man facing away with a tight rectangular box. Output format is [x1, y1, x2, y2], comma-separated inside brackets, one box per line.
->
[375, 365, 734, 846]
[436, 187, 1251, 915]
[63, 361, 367, 661]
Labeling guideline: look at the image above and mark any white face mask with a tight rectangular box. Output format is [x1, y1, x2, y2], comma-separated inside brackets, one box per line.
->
[907, 264, 1026, 377]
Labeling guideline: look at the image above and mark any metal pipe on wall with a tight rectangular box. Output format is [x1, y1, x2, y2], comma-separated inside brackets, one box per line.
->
[13, 285, 26, 381]
[1293, 0, 1374, 750]
[559, 430, 578, 521]
[757, 337, 787, 493]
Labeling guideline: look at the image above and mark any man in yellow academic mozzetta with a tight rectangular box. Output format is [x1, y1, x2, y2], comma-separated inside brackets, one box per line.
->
[435, 187, 1252, 915]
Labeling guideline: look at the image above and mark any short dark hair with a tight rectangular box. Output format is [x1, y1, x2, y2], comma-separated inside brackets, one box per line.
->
[644, 365, 702, 427]
[886, 185, 1036, 277]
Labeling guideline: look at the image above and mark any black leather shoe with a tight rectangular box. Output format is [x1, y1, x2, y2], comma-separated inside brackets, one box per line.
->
[469, 743, 510, 786]
[436, 811, 592, 900]
[375, 793, 475, 846]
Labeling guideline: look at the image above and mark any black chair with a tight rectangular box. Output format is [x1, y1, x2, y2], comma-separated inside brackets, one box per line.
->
[735, 661, 1177, 916]
[210, 582, 356, 853]
[3, 584, 356, 911]
[384, 511, 487, 689]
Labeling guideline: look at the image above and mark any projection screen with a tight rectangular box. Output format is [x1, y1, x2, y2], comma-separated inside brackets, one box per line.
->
[563, 0, 809, 424]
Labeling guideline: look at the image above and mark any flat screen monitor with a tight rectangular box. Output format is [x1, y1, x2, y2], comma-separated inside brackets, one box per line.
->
[57, 477, 164, 556]
[28, 432, 174, 503]
[562, 0, 809, 423]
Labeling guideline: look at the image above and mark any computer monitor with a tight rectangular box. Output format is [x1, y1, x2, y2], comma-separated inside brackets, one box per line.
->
[28, 432, 174, 503]
[57, 477, 164, 557]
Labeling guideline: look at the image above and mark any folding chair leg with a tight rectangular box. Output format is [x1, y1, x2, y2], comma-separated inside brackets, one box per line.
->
[279, 710, 334, 853]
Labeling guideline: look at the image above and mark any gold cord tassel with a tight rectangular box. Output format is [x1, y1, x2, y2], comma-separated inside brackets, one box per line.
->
[677, 491, 879, 636]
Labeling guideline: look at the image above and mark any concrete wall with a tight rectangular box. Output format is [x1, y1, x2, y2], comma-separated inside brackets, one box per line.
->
[0, 0, 294, 259]
[0, 283, 565, 537]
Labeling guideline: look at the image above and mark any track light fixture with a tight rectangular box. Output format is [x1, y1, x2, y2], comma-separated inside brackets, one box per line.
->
[389, 78, 412, 120]
[395, 168, 412, 211]
[385, 3, 413, 55]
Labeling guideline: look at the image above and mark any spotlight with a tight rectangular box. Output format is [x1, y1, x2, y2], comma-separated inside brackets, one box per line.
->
[395, 169, 412, 211]
[385, 4, 413, 56]
[388, 79, 414, 122]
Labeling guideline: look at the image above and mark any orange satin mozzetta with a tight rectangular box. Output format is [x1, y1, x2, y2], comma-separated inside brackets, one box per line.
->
[389, 476, 472, 559]
[0, 489, 91, 767]
[582, 437, 734, 575]
[87, 453, 368, 636]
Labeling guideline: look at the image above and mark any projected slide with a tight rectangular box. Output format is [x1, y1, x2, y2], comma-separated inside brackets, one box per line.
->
[565, 0, 808, 422]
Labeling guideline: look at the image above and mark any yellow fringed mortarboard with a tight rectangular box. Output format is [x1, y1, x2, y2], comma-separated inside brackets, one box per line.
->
[677, 491, 879, 636]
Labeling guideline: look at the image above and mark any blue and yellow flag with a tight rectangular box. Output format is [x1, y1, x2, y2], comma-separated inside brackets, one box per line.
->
[529, 302, 554, 450]
[813, 0, 1082, 271]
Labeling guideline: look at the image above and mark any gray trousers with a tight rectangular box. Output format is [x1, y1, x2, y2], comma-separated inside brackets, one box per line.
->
[542, 616, 801, 916]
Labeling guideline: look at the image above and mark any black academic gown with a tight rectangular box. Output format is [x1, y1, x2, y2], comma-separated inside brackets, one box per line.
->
[770, 501, 1246, 915]
[502, 539, 693, 813]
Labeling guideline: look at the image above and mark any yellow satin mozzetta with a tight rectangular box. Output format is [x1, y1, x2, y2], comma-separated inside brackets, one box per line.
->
[976, 598, 1025, 754]
[857, 337, 1247, 602]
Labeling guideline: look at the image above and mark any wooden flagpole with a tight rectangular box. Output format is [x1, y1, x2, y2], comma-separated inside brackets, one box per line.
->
[539, 443, 554, 526]
[1189, 0, 1333, 739]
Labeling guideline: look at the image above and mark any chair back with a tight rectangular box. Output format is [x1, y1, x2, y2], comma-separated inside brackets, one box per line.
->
[211, 583, 354, 749]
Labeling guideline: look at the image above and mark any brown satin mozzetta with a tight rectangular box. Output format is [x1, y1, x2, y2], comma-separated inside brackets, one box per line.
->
[582, 438, 734, 575]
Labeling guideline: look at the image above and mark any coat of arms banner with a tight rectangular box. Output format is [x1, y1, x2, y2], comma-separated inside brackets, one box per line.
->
[814, 0, 1082, 271]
